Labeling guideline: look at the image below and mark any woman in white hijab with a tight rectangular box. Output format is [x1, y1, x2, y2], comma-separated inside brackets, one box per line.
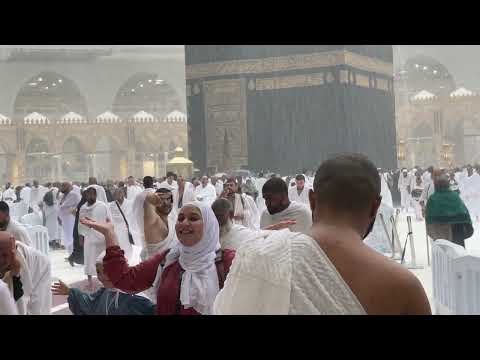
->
[80, 201, 235, 315]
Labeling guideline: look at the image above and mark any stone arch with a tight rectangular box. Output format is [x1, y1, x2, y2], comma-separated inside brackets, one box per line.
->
[411, 121, 433, 138]
[25, 138, 51, 181]
[134, 139, 159, 178]
[408, 122, 434, 167]
[112, 72, 181, 119]
[61, 136, 88, 182]
[13, 71, 88, 121]
[94, 136, 121, 181]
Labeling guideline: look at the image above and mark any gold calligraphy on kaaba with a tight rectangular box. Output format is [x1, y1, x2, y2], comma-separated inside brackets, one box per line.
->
[186, 50, 393, 80]
[255, 73, 324, 91]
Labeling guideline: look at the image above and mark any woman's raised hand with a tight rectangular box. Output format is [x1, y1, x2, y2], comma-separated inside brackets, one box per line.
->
[80, 217, 114, 236]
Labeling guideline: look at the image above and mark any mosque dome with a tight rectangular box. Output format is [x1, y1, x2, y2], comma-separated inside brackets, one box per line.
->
[398, 55, 456, 97]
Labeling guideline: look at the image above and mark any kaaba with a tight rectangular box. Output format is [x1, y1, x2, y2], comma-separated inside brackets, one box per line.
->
[185, 45, 397, 174]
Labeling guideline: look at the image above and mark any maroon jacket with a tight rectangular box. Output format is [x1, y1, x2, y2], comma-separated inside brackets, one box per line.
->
[103, 246, 235, 315]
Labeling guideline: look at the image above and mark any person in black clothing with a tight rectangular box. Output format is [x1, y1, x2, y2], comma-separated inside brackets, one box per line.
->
[68, 190, 87, 267]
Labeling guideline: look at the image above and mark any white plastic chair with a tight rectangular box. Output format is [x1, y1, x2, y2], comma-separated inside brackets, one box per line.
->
[432, 239, 473, 314]
[20, 213, 43, 226]
[9, 202, 29, 221]
[27, 225, 50, 257]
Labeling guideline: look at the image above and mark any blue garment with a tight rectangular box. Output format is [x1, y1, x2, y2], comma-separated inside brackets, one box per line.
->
[68, 288, 156, 315]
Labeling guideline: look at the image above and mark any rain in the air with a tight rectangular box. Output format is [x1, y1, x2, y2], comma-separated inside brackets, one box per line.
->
[0, 45, 477, 315]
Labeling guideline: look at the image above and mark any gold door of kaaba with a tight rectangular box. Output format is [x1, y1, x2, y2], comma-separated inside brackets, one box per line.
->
[203, 79, 248, 172]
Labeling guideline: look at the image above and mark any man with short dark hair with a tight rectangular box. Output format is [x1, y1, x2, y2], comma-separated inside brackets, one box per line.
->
[215, 154, 431, 315]
[220, 177, 259, 230]
[288, 174, 310, 206]
[0, 201, 32, 246]
[260, 177, 311, 234]
[141, 186, 177, 258]
[158, 172, 178, 189]
[130, 179, 177, 277]
[158, 172, 179, 219]
[143, 176, 154, 189]
[212, 198, 293, 251]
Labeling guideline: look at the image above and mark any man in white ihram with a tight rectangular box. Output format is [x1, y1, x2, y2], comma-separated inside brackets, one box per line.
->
[195, 176, 217, 206]
[255, 173, 268, 214]
[79, 186, 111, 291]
[220, 177, 260, 230]
[131, 176, 156, 248]
[260, 177, 312, 235]
[20, 183, 31, 209]
[462, 165, 480, 223]
[29, 180, 48, 214]
[398, 169, 412, 212]
[288, 174, 311, 206]
[364, 169, 394, 254]
[214, 154, 431, 315]
[0, 201, 32, 246]
[108, 188, 135, 261]
[176, 176, 196, 211]
[87, 177, 108, 204]
[2, 183, 16, 203]
[0, 231, 51, 315]
[58, 182, 81, 256]
[126, 176, 143, 201]
[212, 198, 294, 251]
[158, 172, 179, 222]
[211, 176, 224, 197]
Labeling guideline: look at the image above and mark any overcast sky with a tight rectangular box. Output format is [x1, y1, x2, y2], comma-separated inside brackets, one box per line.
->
[2, 45, 478, 91]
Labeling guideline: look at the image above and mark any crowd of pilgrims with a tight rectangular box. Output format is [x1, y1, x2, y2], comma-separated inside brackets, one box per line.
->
[5, 157, 476, 315]
[381, 165, 479, 221]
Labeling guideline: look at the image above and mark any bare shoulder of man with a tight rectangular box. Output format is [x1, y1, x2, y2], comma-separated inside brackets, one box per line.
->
[376, 259, 431, 315]
[401, 271, 432, 315]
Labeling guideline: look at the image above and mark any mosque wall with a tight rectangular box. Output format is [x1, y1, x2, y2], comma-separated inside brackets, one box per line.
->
[0, 49, 188, 184]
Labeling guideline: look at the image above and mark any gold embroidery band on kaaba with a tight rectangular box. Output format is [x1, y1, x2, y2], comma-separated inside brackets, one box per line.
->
[185, 50, 393, 80]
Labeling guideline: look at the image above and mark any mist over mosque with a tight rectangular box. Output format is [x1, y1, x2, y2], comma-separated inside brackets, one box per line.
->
[1, 45, 480, 316]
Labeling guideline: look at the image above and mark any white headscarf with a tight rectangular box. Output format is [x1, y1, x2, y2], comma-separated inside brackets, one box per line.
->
[85, 184, 108, 204]
[165, 201, 220, 315]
